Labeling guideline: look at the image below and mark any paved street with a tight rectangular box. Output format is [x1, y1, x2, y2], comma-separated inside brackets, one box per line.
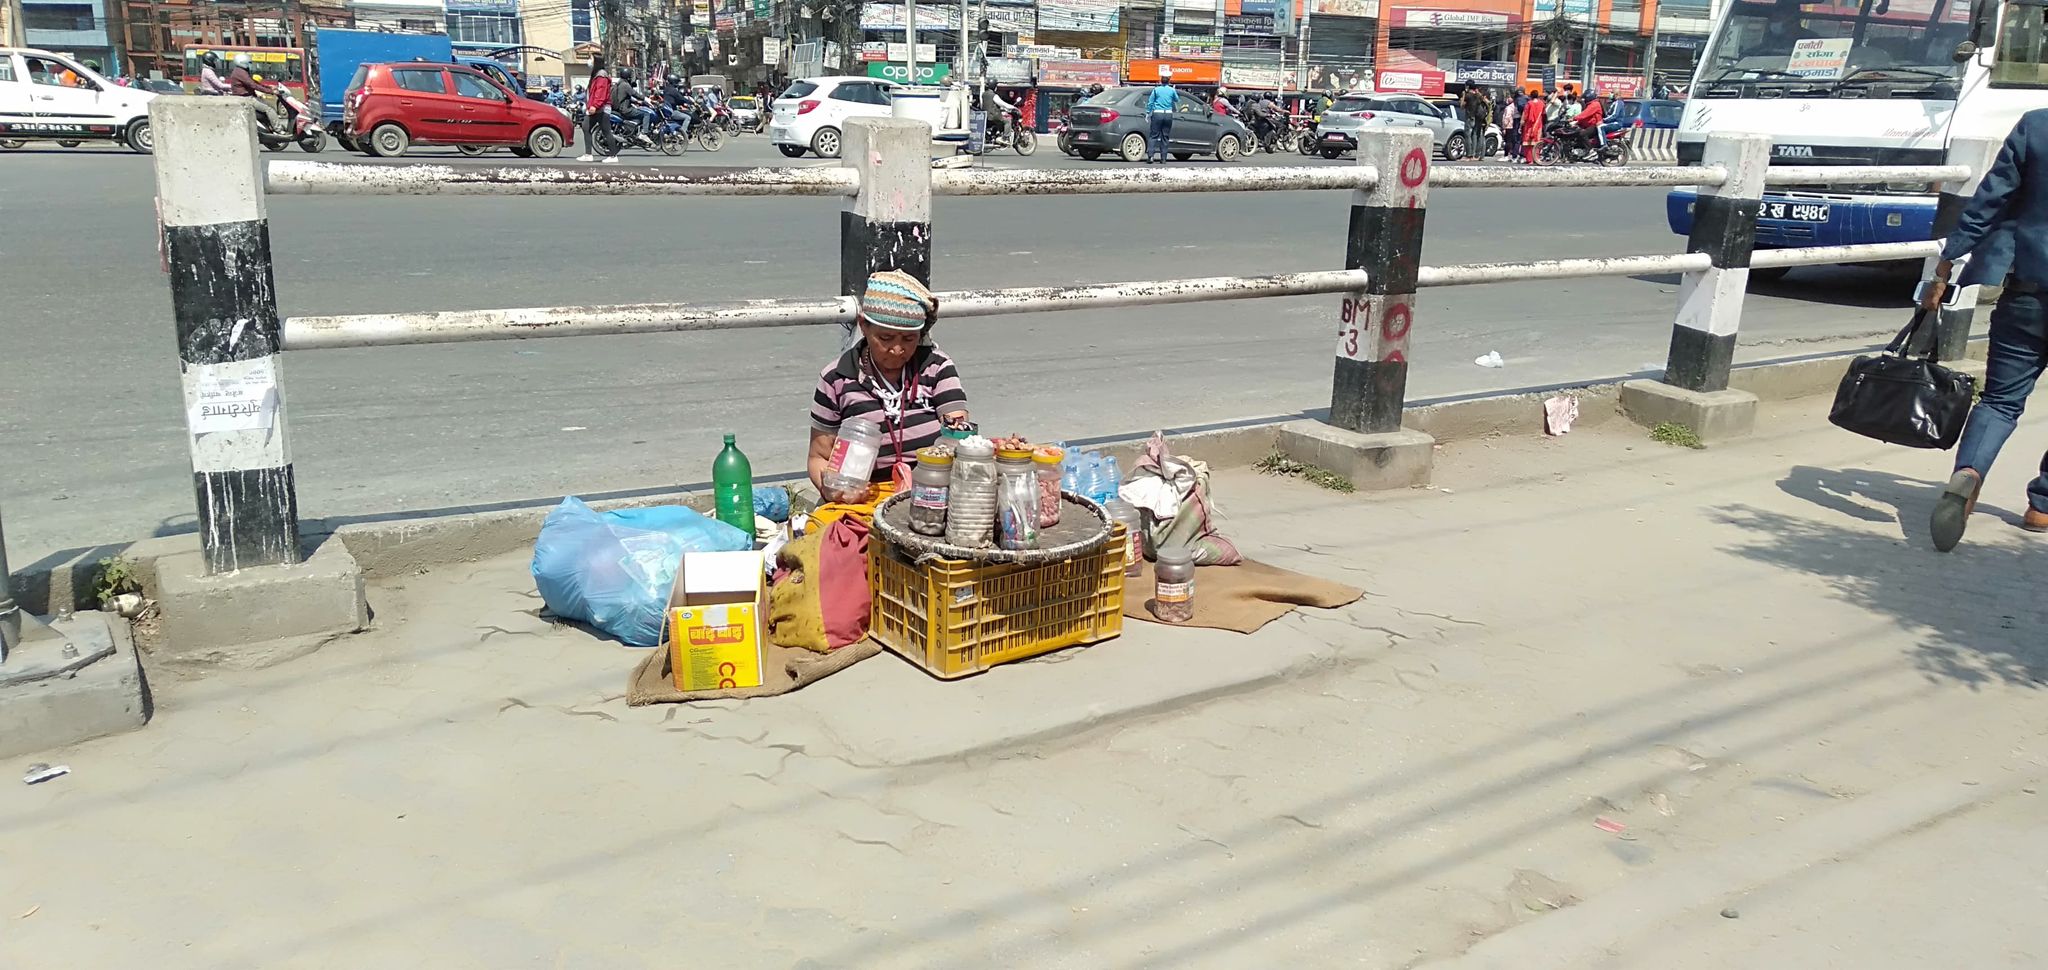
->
[0, 136, 1922, 561]
[3, 394, 2041, 967]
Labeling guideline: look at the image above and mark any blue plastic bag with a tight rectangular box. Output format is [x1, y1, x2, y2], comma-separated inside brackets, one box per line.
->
[531, 497, 752, 647]
[752, 485, 791, 523]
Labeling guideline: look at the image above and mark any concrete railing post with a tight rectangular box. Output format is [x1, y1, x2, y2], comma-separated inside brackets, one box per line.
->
[840, 117, 934, 345]
[1332, 125, 1431, 434]
[150, 97, 301, 574]
[1622, 130, 1770, 442]
[1924, 135, 2002, 361]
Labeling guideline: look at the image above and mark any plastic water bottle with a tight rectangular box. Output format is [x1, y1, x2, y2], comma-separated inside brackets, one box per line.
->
[712, 433, 755, 536]
[820, 419, 882, 500]
[1097, 456, 1123, 504]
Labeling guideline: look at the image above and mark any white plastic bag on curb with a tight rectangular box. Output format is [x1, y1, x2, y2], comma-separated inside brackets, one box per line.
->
[1544, 395, 1579, 436]
[1474, 351, 1505, 368]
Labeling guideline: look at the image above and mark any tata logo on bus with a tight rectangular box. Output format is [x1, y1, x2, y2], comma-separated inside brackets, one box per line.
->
[1773, 144, 1817, 159]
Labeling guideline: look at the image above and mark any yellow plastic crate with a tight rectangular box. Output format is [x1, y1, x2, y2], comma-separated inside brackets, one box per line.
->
[868, 524, 1127, 679]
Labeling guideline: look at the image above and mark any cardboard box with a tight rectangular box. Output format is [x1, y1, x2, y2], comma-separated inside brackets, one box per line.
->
[665, 550, 767, 692]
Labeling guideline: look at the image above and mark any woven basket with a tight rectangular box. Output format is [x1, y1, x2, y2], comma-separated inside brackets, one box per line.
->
[872, 490, 1111, 565]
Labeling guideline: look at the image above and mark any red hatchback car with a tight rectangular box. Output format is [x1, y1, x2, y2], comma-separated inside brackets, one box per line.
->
[345, 62, 571, 158]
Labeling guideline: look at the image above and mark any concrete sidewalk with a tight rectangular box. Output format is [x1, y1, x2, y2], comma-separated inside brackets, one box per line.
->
[2, 394, 2043, 968]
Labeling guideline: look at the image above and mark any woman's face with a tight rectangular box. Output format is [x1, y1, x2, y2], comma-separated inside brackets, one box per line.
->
[861, 320, 923, 372]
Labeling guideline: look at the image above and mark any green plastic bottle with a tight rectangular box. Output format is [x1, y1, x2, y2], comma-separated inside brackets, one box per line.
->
[712, 433, 755, 538]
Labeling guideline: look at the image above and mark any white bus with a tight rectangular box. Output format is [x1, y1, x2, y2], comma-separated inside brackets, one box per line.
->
[1666, 0, 2048, 277]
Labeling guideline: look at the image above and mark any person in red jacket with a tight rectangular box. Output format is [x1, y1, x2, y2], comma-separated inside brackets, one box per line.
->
[1521, 89, 1545, 164]
[1572, 92, 1606, 153]
[578, 56, 613, 162]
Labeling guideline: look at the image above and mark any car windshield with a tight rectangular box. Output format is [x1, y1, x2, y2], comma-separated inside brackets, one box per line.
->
[1697, 0, 1969, 92]
[731, 97, 756, 108]
[781, 80, 818, 98]
[1329, 96, 1374, 112]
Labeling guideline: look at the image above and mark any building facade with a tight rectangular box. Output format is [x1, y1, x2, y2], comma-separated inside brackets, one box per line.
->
[20, 0, 116, 70]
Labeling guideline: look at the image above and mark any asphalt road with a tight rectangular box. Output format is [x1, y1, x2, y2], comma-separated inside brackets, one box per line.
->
[0, 136, 1919, 562]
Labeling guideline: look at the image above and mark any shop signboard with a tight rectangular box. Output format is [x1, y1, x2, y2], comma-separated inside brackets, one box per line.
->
[860, 41, 889, 61]
[1533, 0, 1596, 16]
[762, 37, 782, 66]
[1274, 0, 1296, 37]
[753, 0, 771, 20]
[1038, 0, 1122, 32]
[869, 61, 952, 84]
[1129, 59, 1223, 84]
[986, 56, 1034, 83]
[1221, 63, 1296, 89]
[1309, 61, 1371, 93]
[1313, 0, 1376, 16]
[1038, 59, 1121, 86]
[1391, 8, 1513, 27]
[1162, 34, 1222, 58]
[1375, 68, 1445, 96]
[1452, 59, 1517, 85]
[1239, 0, 1277, 11]
[1225, 12, 1275, 34]
[1014, 44, 1082, 59]
[1593, 73, 1643, 97]
[886, 42, 939, 62]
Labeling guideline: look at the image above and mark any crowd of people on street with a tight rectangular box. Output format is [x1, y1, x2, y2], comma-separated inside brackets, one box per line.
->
[571, 55, 748, 163]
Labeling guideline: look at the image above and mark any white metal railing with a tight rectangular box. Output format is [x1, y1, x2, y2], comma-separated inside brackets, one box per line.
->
[266, 160, 864, 197]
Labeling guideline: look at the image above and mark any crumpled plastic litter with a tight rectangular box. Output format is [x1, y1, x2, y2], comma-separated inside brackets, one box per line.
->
[22, 763, 69, 785]
[1544, 395, 1579, 435]
[1474, 350, 1505, 368]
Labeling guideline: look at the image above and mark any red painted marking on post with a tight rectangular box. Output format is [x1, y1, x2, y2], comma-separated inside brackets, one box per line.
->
[1385, 349, 1407, 364]
[1381, 303, 1412, 342]
[1399, 148, 1429, 187]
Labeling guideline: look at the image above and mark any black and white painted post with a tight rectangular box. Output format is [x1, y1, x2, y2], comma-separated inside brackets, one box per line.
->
[1925, 134, 2003, 361]
[1665, 130, 1771, 393]
[840, 117, 934, 345]
[151, 97, 301, 574]
[1332, 126, 1431, 434]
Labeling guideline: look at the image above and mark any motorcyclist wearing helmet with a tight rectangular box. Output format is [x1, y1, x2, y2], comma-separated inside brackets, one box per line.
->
[225, 53, 282, 132]
[979, 81, 1016, 140]
[609, 66, 657, 148]
[197, 51, 231, 95]
[661, 73, 697, 139]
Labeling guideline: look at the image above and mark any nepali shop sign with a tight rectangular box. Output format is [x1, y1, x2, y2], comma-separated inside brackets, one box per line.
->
[1593, 73, 1644, 97]
[1375, 68, 1445, 96]
[1452, 59, 1518, 85]
[1037, 59, 1121, 86]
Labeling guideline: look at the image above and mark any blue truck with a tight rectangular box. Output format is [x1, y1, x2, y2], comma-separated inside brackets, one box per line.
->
[312, 28, 530, 144]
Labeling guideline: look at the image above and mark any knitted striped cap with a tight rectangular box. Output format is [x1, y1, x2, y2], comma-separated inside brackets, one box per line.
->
[860, 269, 935, 332]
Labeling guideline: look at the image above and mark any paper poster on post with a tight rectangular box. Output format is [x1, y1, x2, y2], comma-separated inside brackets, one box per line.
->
[1786, 38, 1853, 79]
[187, 358, 280, 435]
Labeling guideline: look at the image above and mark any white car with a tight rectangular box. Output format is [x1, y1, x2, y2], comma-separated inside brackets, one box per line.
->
[0, 47, 156, 153]
[770, 76, 901, 159]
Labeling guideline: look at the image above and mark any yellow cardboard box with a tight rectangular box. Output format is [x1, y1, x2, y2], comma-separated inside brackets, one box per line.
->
[665, 550, 767, 692]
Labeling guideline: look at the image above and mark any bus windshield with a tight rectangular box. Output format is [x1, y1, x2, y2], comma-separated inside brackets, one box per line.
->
[183, 47, 307, 89]
[1698, 0, 1971, 91]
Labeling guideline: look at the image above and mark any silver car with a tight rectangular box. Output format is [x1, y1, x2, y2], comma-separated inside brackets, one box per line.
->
[1313, 92, 1485, 160]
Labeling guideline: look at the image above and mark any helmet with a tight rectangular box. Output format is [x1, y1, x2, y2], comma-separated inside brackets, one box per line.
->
[234, 54, 252, 69]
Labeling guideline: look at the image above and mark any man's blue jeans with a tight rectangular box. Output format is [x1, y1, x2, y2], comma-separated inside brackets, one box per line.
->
[1953, 289, 2048, 514]
[1147, 111, 1173, 161]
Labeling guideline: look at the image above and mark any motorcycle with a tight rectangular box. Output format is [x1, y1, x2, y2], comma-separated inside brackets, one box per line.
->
[652, 105, 726, 154]
[592, 103, 663, 155]
[256, 88, 326, 154]
[1537, 119, 1631, 167]
[1244, 113, 1291, 155]
[1052, 113, 1073, 156]
[959, 108, 1037, 156]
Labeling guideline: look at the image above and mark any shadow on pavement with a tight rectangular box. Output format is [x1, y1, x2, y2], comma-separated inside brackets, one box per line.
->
[1714, 466, 2048, 690]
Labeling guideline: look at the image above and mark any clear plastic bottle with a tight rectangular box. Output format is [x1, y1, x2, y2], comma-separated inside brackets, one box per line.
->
[1104, 499, 1144, 578]
[1033, 449, 1064, 528]
[995, 447, 1040, 550]
[1153, 544, 1196, 624]
[945, 437, 999, 547]
[909, 448, 953, 537]
[820, 418, 881, 499]
[1095, 455, 1123, 505]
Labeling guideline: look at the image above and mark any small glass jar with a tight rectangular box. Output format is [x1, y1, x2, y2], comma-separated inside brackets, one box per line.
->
[909, 447, 953, 537]
[1152, 544, 1196, 624]
[995, 447, 1040, 550]
[945, 438, 999, 547]
[1104, 499, 1144, 578]
[1033, 448, 1064, 528]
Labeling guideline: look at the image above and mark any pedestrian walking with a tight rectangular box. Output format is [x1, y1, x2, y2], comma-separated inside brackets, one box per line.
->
[1925, 108, 2048, 549]
[1505, 89, 1527, 163]
[1521, 90, 1545, 164]
[1460, 85, 1489, 158]
[1146, 69, 1177, 164]
[578, 56, 612, 163]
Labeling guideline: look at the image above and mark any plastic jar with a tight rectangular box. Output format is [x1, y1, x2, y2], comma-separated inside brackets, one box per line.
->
[820, 418, 881, 498]
[909, 447, 953, 536]
[1033, 448, 1064, 528]
[1104, 499, 1145, 578]
[995, 447, 1040, 550]
[944, 437, 999, 547]
[1153, 544, 1195, 624]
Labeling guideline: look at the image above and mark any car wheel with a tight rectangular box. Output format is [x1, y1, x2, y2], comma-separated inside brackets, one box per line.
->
[1119, 132, 1147, 162]
[527, 126, 563, 158]
[1443, 132, 1467, 161]
[457, 144, 489, 157]
[369, 122, 410, 158]
[811, 126, 841, 158]
[1216, 133, 1242, 162]
[1173, 151, 1193, 161]
[58, 139, 82, 148]
[1485, 133, 1501, 156]
[777, 143, 807, 158]
[1320, 147, 1342, 159]
[1077, 148, 1103, 160]
[0, 139, 22, 150]
[123, 119, 153, 154]
[336, 134, 359, 153]
[510, 147, 535, 158]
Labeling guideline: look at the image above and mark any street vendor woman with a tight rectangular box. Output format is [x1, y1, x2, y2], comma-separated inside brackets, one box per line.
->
[808, 270, 971, 504]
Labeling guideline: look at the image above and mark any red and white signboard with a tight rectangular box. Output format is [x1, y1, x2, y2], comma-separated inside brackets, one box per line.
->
[1375, 69, 1446, 97]
[1392, 8, 1513, 28]
[1593, 73, 1644, 98]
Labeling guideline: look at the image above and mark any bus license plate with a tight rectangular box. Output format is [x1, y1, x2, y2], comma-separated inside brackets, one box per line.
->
[1764, 202, 1831, 222]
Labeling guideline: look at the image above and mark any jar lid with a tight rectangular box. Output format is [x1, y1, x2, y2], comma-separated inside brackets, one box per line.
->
[916, 447, 954, 465]
[1031, 447, 1064, 465]
[1155, 544, 1194, 565]
[995, 447, 1035, 461]
[953, 438, 995, 458]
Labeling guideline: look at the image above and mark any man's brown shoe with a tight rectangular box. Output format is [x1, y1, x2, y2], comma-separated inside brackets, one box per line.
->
[2024, 507, 2048, 533]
